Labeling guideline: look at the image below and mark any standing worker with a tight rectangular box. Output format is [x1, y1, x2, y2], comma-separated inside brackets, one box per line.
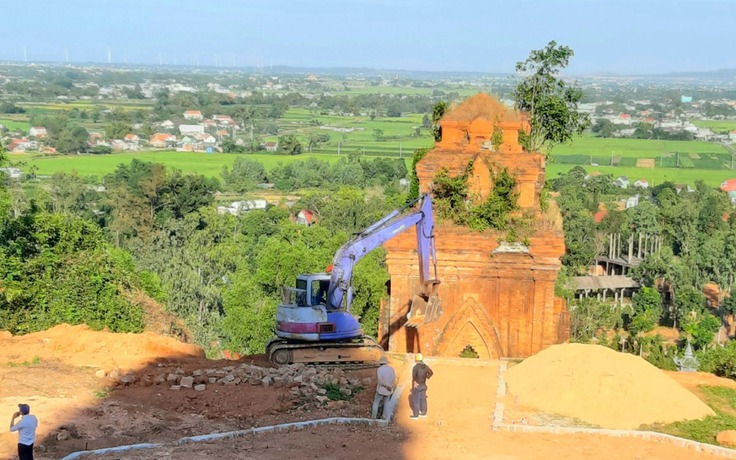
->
[10, 403, 38, 460]
[410, 353, 433, 419]
[372, 356, 396, 419]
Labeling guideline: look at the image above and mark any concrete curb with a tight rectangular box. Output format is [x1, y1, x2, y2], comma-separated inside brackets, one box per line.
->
[59, 417, 389, 459]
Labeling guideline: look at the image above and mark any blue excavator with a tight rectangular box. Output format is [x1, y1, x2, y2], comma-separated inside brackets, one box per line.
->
[266, 193, 442, 366]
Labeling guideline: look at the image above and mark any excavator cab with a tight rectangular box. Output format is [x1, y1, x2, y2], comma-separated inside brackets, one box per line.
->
[405, 280, 442, 327]
[294, 275, 330, 307]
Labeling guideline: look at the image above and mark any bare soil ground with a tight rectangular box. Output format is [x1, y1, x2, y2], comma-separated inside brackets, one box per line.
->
[0, 326, 733, 460]
[636, 158, 656, 168]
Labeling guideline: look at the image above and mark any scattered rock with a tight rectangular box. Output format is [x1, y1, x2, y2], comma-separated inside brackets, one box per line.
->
[170, 385, 181, 391]
[166, 373, 179, 383]
[194, 384, 206, 391]
[56, 430, 70, 441]
[118, 374, 137, 386]
[179, 376, 194, 388]
[95, 369, 106, 379]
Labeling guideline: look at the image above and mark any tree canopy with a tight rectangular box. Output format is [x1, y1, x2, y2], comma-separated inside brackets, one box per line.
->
[513, 41, 590, 154]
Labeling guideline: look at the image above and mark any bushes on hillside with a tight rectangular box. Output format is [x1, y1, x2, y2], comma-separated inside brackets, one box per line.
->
[0, 212, 157, 334]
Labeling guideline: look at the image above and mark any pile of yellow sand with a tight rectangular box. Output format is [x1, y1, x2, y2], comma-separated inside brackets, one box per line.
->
[505, 343, 714, 429]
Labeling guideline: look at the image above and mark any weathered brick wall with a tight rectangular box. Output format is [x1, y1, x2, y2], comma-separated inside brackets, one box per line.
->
[380, 95, 568, 358]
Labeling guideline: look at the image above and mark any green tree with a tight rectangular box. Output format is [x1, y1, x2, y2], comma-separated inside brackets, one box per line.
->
[569, 298, 621, 343]
[221, 270, 278, 354]
[220, 158, 267, 193]
[591, 119, 617, 138]
[57, 125, 90, 153]
[277, 134, 302, 155]
[107, 121, 131, 140]
[431, 101, 447, 141]
[628, 286, 662, 336]
[513, 41, 590, 154]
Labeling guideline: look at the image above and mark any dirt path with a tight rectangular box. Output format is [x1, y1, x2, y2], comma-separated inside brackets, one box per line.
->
[0, 328, 733, 459]
[81, 358, 732, 459]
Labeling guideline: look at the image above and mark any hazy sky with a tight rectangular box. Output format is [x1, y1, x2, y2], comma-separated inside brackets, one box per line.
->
[1, 0, 733, 74]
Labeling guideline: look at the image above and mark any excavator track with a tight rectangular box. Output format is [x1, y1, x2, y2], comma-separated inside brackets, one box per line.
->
[266, 336, 385, 368]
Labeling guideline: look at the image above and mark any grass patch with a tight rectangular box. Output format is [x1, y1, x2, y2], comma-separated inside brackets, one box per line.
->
[6, 356, 41, 367]
[642, 385, 736, 444]
[94, 387, 111, 399]
[323, 383, 362, 401]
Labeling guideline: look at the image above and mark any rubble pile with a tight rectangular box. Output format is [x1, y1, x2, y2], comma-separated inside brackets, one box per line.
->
[110, 363, 372, 406]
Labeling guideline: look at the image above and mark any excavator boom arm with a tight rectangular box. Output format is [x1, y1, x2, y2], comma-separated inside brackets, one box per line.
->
[326, 194, 436, 311]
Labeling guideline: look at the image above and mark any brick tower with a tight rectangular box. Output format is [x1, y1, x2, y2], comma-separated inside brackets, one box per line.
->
[380, 94, 569, 358]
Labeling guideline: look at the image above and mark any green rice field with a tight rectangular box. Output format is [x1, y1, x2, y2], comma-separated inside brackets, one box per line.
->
[6, 108, 736, 188]
[0, 117, 30, 132]
[689, 119, 736, 134]
[9, 151, 364, 179]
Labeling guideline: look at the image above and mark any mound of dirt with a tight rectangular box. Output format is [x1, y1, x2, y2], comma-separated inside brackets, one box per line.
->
[505, 343, 715, 429]
[0, 324, 203, 372]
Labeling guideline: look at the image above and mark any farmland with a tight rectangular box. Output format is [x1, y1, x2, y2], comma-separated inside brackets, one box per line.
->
[10, 151, 365, 179]
[689, 119, 736, 134]
[5, 104, 736, 187]
[548, 135, 736, 186]
[265, 108, 435, 157]
[0, 116, 30, 132]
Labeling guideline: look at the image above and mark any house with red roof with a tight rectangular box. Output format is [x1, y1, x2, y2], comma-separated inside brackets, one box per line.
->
[149, 133, 177, 148]
[183, 110, 203, 120]
[212, 115, 235, 126]
[124, 133, 140, 143]
[296, 209, 315, 226]
[721, 179, 736, 204]
[721, 179, 736, 192]
[6, 138, 30, 152]
[594, 210, 607, 224]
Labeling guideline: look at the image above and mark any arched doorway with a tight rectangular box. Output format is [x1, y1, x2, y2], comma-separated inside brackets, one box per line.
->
[437, 298, 503, 358]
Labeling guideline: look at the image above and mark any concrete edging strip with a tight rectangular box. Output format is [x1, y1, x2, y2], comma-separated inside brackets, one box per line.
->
[59, 417, 389, 459]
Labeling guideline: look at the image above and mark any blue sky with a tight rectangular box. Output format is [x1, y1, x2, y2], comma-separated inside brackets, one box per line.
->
[1, 0, 732, 74]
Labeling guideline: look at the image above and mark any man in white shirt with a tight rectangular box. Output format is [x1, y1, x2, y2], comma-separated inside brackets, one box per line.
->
[372, 356, 396, 420]
[10, 403, 38, 460]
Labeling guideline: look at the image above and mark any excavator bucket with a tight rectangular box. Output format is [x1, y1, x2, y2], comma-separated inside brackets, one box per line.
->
[405, 282, 442, 327]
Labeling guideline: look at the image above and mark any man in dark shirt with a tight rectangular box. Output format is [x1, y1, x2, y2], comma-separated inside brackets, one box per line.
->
[410, 353, 433, 419]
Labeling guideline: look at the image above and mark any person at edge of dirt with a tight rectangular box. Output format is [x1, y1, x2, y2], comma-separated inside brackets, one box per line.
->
[10, 403, 38, 460]
[372, 356, 397, 419]
[410, 353, 433, 419]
